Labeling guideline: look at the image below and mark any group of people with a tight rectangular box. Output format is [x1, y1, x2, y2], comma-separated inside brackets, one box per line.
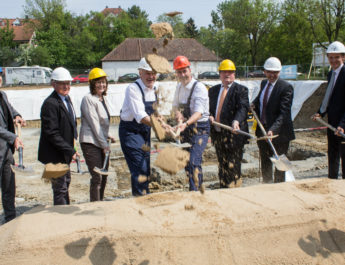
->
[1, 40, 345, 223]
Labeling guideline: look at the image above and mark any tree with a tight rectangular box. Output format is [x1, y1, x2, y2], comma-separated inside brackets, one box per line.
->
[213, 0, 280, 65]
[0, 20, 16, 48]
[184, 18, 199, 38]
[306, 0, 345, 47]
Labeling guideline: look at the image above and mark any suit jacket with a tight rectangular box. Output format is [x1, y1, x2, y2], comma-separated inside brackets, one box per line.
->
[79, 93, 110, 149]
[0, 91, 20, 174]
[252, 78, 295, 143]
[38, 91, 76, 164]
[209, 82, 249, 146]
[318, 65, 345, 129]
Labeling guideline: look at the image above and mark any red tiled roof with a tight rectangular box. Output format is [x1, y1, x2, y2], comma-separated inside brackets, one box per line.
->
[102, 38, 219, 62]
[0, 18, 35, 42]
[101, 8, 123, 17]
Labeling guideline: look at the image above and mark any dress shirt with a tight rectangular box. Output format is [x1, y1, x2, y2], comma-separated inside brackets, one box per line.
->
[259, 80, 277, 117]
[331, 63, 343, 85]
[172, 78, 209, 122]
[120, 78, 157, 123]
[58, 94, 75, 120]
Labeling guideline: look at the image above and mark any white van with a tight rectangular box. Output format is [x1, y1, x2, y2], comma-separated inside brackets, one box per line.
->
[3, 66, 52, 86]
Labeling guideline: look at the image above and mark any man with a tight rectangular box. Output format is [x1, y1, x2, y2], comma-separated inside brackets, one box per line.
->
[38, 67, 79, 205]
[252, 57, 295, 183]
[209, 59, 249, 188]
[312, 41, 345, 179]
[172, 55, 210, 191]
[119, 58, 157, 196]
[0, 67, 26, 222]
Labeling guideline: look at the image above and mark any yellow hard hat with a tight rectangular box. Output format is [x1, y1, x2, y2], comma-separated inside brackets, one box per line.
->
[89, 68, 107, 81]
[218, 59, 236, 71]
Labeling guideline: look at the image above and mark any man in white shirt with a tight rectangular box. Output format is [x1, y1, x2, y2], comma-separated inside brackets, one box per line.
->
[172, 55, 210, 191]
[312, 41, 345, 179]
[119, 58, 157, 196]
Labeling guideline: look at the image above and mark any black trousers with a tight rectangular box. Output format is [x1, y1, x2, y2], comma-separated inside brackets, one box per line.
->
[51, 171, 71, 205]
[1, 149, 16, 222]
[81, 142, 108, 201]
[257, 140, 290, 183]
[213, 131, 244, 188]
[327, 129, 345, 179]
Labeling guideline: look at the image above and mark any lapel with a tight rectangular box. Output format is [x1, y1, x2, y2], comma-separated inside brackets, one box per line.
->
[211, 85, 221, 113]
[332, 65, 345, 89]
[53, 91, 75, 127]
[0, 92, 5, 121]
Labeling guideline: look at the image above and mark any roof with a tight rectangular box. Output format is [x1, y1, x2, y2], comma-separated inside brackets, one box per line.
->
[0, 18, 35, 42]
[101, 8, 123, 17]
[102, 38, 219, 62]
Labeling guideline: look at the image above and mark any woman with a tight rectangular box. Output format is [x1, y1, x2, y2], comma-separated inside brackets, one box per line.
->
[80, 68, 115, 201]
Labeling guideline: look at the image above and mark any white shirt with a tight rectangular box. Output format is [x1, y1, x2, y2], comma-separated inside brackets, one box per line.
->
[259, 79, 277, 117]
[120, 79, 157, 123]
[331, 63, 343, 85]
[58, 93, 75, 120]
[172, 78, 209, 122]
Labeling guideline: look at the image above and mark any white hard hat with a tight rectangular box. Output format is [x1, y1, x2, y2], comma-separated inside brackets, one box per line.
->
[138, 57, 153, 71]
[327, 41, 345, 54]
[51, 67, 73, 81]
[264, 57, 282, 71]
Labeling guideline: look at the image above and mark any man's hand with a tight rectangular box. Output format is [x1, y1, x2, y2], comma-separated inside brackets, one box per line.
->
[336, 126, 344, 136]
[178, 122, 188, 132]
[14, 116, 26, 127]
[175, 110, 184, 122]
[103, 146, 111, 154]
[72, 151, 80, 161]
[108, 136, 116, 143]
[232, 120, 240, 134]
[267, 130, 274, 137]
[14, 137, 23, 150]
[209, 116, 215, 124]
[311, 113, 321, 121]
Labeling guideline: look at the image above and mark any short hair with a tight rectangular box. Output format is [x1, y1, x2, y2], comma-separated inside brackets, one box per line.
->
[89, 77, 108, 96]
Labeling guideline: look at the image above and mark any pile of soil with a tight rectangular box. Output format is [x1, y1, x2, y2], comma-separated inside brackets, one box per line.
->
[1, 178, 345, 264]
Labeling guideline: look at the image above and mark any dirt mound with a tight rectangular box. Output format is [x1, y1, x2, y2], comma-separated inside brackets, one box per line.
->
[294, 82, 327, 129]
[1, 178, 345, 264]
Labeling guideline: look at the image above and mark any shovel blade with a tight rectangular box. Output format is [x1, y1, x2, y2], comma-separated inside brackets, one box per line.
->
[93, 166, 110, 176]
[269, 154, 292, 171]
[11, 164, 35, 175]
[170, 142, 192, 148]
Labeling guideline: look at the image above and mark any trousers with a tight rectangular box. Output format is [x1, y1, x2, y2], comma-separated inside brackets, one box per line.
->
[1, 149, 16, 222]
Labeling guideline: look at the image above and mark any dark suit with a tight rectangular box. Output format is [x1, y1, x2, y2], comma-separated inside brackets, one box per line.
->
[0, 91, 21, 222]
[252, 78, 295, 183]
[38, 91, 76, 205]
[318, 65, 345, 179]
[209, 82, 249, 188]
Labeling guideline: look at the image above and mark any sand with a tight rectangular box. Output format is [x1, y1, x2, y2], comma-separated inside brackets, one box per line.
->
[146, 53, 172, 74]
[150, 22, 174, 39]
[0, 178, 345, 264]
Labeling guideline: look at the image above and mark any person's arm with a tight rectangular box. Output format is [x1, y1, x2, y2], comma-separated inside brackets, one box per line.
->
[127, 85, 151, 124]
[41, 100, 75, 159]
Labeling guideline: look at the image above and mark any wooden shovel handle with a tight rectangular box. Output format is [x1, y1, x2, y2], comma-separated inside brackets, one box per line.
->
[16, 122, 22, 137]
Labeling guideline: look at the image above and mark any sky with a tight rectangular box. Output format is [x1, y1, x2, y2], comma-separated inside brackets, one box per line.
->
[1, 0, 225, 28]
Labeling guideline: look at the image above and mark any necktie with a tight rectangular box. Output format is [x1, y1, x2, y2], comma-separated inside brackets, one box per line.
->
[261, 82, 272, 124]
[66, 96, 78, 139]
[320, 71, 336, 114]
[216, 86, 229, 122]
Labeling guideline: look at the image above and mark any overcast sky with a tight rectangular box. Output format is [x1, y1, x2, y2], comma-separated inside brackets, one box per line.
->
[1, 0, 225, 28]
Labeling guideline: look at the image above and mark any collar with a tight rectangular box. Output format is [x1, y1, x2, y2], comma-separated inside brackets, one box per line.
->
[267, 79, 277, 87]
[333, 64, 344, 75]
[137, 78, 155, 91]
[221, 82, 234, 90]
[184, 78, 197, 90]
[57, 93, 67, 101]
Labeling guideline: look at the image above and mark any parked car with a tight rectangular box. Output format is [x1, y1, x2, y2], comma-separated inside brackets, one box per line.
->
[72, 74, 89, 83]
[198, 71, 220, 80]
[247, 70, 265, 78]
[118, 73, 140, 83]
[157, 73, 175, 81]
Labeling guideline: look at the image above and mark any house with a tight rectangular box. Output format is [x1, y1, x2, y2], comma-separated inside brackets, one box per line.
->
[101, 6, 124, 18]
[0, 18, 36, 45]
[102, 38, 220, 81]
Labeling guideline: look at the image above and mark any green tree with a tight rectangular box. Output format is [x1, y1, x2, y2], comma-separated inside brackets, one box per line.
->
[0, 20, 16, 48]
[184, 18, 199, 38]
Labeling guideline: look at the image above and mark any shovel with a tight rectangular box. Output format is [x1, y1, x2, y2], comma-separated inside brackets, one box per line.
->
[73, 140, 87, 174]
[11, 123, 34, 174]
[212, 121, 277, 141]
[251, 109, 295, 181]
[315, 117, 345, 139]
[93, 141, 111, 176]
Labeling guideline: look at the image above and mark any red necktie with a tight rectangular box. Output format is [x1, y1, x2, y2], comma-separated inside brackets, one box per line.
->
[261, 83, 272, 124]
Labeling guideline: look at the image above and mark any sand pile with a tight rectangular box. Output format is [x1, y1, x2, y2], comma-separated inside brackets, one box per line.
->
[1, 178, 345, 264]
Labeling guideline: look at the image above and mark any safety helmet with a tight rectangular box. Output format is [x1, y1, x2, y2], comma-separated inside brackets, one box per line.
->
[173, 56, 191, 70]
[138, 57, 153, 71]
[89, 68, 107, 81]
[327, 41, 345, 54]
[51, 67, 73, 81]
[218, 59, 236, 71]
[263, 57, 282, 71]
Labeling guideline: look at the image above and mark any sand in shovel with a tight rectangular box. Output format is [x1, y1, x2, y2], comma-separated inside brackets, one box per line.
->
[151, 114, 167, 141]
[154, 146, 189, 174]
[150, 22, 174, 39]
[42, 163, 69, 180]
[146, 54, 172, 74]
